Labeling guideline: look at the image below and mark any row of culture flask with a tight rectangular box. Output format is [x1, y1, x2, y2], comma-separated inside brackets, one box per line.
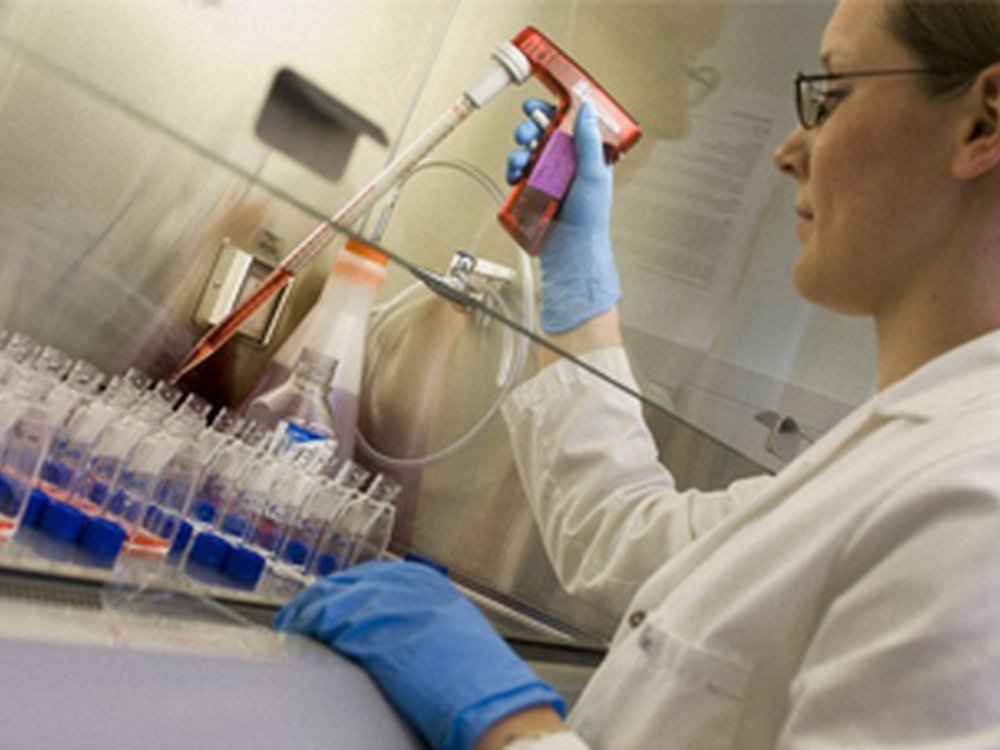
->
[0, 329, 400, 596]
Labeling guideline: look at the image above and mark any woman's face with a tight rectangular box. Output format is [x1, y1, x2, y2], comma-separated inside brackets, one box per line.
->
[774, 0, 964, 317]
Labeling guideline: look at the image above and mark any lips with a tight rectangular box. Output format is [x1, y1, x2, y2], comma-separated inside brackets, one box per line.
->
[793, 203, 814, 240]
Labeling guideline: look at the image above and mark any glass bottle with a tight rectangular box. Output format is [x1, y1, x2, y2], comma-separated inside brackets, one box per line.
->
[244, 347, 338, 444]
[243, 237, 388, 459]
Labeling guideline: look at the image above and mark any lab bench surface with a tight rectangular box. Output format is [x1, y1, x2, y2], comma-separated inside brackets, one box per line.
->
[0, 544, 604, 730]
[0, 569, 423, 750]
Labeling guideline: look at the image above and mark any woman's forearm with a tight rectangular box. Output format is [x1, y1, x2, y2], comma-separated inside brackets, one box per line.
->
[538, 307, 623, 369]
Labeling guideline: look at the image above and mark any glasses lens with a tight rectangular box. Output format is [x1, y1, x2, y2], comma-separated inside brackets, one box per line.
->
[795, 76, 812, 129]
[799, 76, 828, 129]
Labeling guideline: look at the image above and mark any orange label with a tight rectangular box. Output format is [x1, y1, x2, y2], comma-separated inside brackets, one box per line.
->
[333, 255, 385, 286]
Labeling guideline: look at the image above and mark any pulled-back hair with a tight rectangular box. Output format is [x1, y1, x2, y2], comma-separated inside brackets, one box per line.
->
[885, 0, 1000, 95]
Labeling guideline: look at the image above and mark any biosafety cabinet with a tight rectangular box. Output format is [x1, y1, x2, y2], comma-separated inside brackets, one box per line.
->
[0, 0, 859, 742]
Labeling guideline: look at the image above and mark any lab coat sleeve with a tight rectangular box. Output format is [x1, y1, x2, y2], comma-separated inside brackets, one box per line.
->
[501, 347, 771, 616]
[776, 449, 1000, 748]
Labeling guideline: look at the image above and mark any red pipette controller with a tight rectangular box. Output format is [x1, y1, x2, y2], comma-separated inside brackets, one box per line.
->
[498, 27, 642, 255]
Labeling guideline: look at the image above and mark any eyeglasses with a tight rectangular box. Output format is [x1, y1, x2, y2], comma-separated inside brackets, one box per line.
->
[795, 68, 971, 130]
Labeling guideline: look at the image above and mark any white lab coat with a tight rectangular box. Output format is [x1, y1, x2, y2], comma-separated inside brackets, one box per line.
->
[500, 331, 1000, 749]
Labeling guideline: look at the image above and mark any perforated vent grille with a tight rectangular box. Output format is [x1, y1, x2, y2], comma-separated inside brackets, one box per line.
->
[0, 571, 103, 610]
[0, 569, 278, 627]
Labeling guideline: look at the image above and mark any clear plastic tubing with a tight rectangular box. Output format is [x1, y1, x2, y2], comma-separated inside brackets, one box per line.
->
[171, 41, 531, 382]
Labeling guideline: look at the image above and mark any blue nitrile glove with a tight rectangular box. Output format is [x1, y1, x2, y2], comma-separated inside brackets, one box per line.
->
[507, 98, 621, 334]
[273, 560, 565, 750]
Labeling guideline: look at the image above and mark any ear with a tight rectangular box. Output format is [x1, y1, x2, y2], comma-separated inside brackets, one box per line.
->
[953, 64, 1000, 181]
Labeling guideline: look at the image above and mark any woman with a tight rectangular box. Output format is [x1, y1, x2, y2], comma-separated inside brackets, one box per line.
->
[275, 2, 1000, 748]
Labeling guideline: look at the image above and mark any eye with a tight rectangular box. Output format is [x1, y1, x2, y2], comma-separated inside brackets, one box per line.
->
[813, 89, 847, 126]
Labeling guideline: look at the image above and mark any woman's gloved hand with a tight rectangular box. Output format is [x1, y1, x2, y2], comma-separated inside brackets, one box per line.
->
[274, 560, 566, 750]
[507, 98, 621, 334]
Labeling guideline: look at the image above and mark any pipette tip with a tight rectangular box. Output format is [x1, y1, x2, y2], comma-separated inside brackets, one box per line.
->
[169, 344, 213, 384]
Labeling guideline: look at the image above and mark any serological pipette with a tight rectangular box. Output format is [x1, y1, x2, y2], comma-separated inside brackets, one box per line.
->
[170, 41, 531, 383]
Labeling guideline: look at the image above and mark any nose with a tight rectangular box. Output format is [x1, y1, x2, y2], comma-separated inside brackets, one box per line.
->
[774, 124, 808, 181]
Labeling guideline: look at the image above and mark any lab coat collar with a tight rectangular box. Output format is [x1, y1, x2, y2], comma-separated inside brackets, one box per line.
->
[873, 328, 1000, 421]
